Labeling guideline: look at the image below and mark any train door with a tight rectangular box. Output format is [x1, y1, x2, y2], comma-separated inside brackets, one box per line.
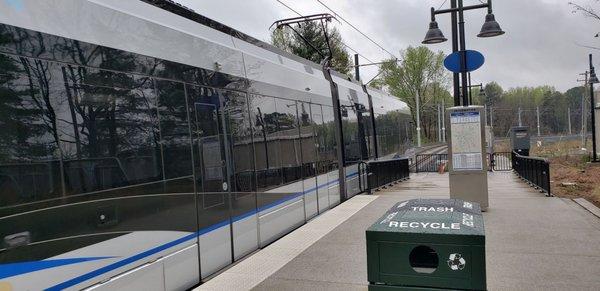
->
[189, 86, 232, 279]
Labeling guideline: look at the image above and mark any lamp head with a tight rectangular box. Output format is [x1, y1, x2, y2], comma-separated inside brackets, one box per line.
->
[478, 13, 505, 38]
[422, 20, 447, 44]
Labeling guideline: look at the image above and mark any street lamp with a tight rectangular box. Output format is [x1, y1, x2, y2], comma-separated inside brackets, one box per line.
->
[422, 0, 504, 107]
[589, 54, 599, 162]
[422, 10, 447, 44]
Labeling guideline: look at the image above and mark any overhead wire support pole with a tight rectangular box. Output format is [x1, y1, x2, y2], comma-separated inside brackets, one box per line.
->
[354, 54, 360, 81]
[589, 54, 598, 162]
[578, 71, 589, 148]
[535, 106, 540, 136]
[442, 99, 446, 142]
[568, 107, 572, 135]
[416, 90, 422, 147]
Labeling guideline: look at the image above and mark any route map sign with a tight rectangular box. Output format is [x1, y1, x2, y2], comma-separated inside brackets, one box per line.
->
[450, 111, 483, 170]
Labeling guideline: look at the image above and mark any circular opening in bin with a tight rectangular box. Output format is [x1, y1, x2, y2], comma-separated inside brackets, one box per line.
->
[409, 245, 439, 274]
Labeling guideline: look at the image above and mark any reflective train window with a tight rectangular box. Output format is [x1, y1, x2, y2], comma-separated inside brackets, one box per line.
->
[223, 91, 255, 193]
[274, 98, 301, 185]
[320, 105, 338, 172]
[0, 55, 64, 208]
[298, 102, 315, 178]
[221, 90, 257, 222]
[249, 94, 281, 191]
[309, 104, 323, 175]
[61, 68, 163, 195]
[156, 81, 193, 181]
[342, 104, 360, 164]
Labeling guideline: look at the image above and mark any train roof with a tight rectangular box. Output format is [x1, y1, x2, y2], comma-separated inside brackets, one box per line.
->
[0, 0, 408, 111]
[139, 0, 406, 107]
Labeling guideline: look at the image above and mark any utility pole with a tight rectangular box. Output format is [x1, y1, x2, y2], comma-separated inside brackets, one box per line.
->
[416, 90, 422, 147]
[588, 53, 598, 162]
[437, 104, 442, 142]
[490, 106, 494, 128]
[578, 71, 589, 148]
[442, 99, 446, 142]
[354, 54, 360, 81]
[536, 106, 541, 136]
[518, 107, 522, 127]
[568, 107, 572, 135]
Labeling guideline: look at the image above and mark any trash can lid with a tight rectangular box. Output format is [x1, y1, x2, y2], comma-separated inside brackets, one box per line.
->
[367, 199, 485, 238]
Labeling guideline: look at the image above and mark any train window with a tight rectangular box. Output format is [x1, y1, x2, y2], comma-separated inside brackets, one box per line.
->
[298, 102, 316, 180]
[361, 109, 375, 160]
[274, 98, 301, 185]
[60, 68, 163, 195]
[249, 94, 281, 191]
[156, 80, 193, 181]
[310, 104, 325, 175]
[342, 105, 360, 164]
[223, 91, 255, 193]
[0, 57, 63, 208]
[321, 106, 338, 172]
[222, 90, 257, 220]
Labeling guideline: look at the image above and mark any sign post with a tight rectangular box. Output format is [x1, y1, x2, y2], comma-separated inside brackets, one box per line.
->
[447, 106, 489, 211]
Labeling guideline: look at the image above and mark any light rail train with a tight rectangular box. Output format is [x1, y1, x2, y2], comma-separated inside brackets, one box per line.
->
[0, 0, 412, 289]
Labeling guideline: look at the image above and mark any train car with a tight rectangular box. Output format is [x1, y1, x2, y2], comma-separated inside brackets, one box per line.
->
[0, 0, 412, 290]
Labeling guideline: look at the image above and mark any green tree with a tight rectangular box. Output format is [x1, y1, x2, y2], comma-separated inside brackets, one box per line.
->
[271, 21, 351, 74]
[375, 46, 449, 140]
[565, 86, 588, 132]
[483, 82, 503, 107]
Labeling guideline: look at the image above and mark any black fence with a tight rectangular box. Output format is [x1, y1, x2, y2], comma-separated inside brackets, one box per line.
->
[362, 158, 410, 193]
[512, 152, 551, 196]
[415, 154, 448, 173]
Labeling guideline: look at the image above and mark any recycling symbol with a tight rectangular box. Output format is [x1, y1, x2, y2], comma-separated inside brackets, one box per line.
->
[447, 253, 466, 271]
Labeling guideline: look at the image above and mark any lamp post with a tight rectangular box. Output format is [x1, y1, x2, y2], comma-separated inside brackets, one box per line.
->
[589, 54, 599, 162]
[422, 0, 504, 107]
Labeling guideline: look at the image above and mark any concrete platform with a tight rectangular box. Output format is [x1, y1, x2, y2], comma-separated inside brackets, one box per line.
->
[198, 172, 600, 291]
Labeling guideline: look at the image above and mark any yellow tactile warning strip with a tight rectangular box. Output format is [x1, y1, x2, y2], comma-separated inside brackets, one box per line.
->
[195, 195, 378, 291]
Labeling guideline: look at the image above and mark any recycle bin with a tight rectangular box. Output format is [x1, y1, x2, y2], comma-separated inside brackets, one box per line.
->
[366, 199, 486, 290]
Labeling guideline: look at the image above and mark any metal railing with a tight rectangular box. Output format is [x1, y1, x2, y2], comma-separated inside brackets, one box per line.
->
[415, 154, 448, 173]
[512, 152, 551, 196]
[490, 152, 512, 171]
[364, 158, 410, 193]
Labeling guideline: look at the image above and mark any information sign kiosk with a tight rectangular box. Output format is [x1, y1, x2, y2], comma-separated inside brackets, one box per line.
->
[446, 106, 488, 211]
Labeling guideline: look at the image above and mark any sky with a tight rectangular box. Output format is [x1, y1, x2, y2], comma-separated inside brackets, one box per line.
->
[176, 0, 600, 92]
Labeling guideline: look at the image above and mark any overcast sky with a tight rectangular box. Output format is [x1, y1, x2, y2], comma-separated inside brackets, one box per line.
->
[176, 0, 599, 92]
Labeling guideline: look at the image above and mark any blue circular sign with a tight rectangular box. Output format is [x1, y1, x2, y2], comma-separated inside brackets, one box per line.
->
[444, 50, 485, 73]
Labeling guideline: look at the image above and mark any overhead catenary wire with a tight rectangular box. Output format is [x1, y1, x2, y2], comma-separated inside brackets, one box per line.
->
[314, 0, 399, 60]
[438, 0, 449, 10]
[275, 0, 374, 63]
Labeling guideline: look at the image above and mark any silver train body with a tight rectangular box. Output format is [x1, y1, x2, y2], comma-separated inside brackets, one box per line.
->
[0, 0, 412, 290]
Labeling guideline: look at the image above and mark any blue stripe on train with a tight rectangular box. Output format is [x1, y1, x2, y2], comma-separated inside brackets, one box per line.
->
[0, 257, 113, 280]
[44, 171, 358, 290]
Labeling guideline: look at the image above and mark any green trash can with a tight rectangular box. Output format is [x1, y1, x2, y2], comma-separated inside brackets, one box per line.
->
[366, 199, 486, 290]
